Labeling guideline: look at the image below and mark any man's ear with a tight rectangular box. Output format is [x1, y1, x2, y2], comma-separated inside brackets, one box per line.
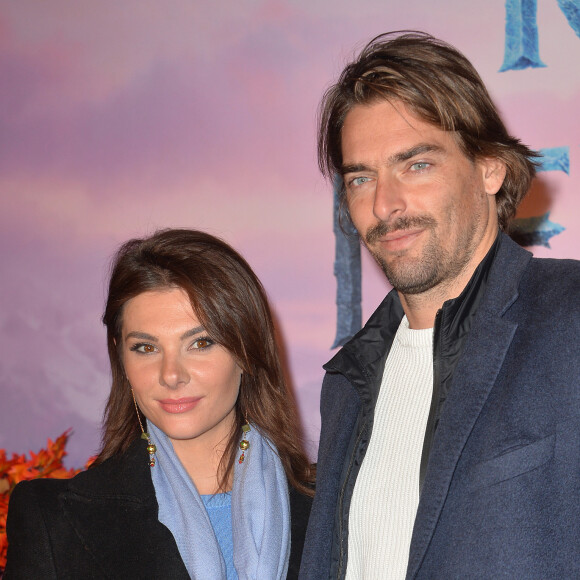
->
[480, 157, 507, 196]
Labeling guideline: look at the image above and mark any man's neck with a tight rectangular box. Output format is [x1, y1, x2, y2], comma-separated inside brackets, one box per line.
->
[399, 283, 456, 330]
[399, 234, 499, 330]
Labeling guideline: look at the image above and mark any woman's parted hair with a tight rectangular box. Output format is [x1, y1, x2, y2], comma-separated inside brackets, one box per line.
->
[319, 31, 540, 231]
[96, 228, 314, 494]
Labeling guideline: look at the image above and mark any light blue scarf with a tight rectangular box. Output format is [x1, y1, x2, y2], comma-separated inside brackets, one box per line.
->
[148, 421, 290, 579]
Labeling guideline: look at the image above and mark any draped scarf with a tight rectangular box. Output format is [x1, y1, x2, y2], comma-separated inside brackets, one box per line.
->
[148, 421, 290, 579]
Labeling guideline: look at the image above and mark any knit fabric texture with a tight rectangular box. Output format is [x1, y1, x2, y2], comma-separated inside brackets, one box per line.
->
[346, 316, 434, 580]
[202, 493, 237, 580]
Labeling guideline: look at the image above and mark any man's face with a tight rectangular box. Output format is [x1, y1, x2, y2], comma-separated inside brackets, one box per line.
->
[341, 100, 505, 297]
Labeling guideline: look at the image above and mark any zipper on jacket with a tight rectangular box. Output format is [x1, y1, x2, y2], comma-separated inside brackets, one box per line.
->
[336, 421, 369, 580]
[419, 308, 442, 493]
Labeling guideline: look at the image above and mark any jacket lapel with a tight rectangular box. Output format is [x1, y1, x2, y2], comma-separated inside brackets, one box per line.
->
[407, 235, 532, 579]
[60, 439, 189, 578]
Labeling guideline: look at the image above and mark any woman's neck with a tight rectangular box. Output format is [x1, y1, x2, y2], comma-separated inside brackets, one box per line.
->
[171, 434, 232, 494]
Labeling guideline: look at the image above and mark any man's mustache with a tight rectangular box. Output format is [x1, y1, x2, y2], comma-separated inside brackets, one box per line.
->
[365, 216, 437, 244]
[365, 216, 437, 245]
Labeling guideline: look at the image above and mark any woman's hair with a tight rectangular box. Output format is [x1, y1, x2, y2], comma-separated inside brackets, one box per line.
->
[319, 31, 540, 231]
[95, 228, 314, 495]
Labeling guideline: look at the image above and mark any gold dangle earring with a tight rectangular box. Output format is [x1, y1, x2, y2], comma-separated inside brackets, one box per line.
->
[238, 417, 251, 464]
[132, 389, 157, 467]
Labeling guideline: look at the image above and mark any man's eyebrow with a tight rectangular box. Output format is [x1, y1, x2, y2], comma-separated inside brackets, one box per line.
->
[341, 144, 444, 175]
[389, 143, 443, 164]
[340, 163, 370, 175]
[124, 326, 205, 342]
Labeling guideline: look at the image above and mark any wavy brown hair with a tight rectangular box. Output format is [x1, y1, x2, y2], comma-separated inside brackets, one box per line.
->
[94, 228, 314, 496]
[319, 31, 540, 231]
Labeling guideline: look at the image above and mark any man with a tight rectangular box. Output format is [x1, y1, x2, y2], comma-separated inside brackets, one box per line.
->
[300, 31, 580, 579]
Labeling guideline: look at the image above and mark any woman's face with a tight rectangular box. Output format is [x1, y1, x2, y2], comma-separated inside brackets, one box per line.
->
[121, 288, 242, 453]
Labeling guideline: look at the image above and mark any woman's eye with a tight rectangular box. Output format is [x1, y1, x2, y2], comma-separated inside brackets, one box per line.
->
[192, 337, 214, 350]
[130, 343, 156, 353]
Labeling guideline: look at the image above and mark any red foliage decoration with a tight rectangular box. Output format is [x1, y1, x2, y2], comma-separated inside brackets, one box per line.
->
[0, 430, 94, 572]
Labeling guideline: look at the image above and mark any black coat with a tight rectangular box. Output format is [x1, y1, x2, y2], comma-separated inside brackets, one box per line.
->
[5, 438, 312, 579]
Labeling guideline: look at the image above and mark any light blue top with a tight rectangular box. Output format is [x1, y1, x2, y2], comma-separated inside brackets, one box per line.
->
[201, 492, 237, 580]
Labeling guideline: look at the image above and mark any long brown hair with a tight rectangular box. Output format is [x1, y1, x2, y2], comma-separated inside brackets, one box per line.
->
[318, 31, 540, 231]
[95, 228, 314, 495]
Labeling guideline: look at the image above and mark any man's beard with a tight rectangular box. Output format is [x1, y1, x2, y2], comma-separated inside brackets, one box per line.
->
[364, 215, 457, 295]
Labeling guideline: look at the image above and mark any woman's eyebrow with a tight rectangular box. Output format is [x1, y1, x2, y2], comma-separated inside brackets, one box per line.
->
[125, 331, 158, 342]
[180, 326, 205, 340]
[124, 326, 204, 342]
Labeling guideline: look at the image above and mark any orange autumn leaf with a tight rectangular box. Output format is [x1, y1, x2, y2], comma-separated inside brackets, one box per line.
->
[7, 463, 40, 486]
[0, 430, 90, 571]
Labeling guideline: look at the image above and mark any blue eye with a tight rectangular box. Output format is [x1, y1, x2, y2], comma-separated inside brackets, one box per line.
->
[350, 176, 370, 187]
[410, 162, 430, 171]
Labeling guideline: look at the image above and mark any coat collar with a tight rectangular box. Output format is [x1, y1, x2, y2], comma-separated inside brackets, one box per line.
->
[323, 288, 404, 412]
[60, 438, 189, 578]
[323, 232, 507, 414]
[407, 233, 533, 578]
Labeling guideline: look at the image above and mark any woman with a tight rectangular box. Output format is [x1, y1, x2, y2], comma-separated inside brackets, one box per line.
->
[5, 229, 315, 579]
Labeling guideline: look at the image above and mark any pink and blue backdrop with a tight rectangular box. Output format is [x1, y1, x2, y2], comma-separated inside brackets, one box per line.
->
[1, 0, 579, 466]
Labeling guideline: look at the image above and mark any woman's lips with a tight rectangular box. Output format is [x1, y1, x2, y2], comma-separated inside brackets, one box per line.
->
[158, 397, 200, 413]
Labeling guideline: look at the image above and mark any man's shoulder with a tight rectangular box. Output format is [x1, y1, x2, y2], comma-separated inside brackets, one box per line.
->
[496, 234, 580, 308]
[525, 255, 580, 299]
[528, 255, 580, 276]
[502, 255, 580, 333]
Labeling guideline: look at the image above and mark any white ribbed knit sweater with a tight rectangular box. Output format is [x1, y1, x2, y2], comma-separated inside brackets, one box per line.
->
[345, 316, 433, 580]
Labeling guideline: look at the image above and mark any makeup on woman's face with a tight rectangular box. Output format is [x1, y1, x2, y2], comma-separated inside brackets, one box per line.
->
[121, 288, 241, 451]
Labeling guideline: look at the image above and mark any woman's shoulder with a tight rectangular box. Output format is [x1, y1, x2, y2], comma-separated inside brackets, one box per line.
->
[9, 476, 69, 514]
[287, 483, 314, 580]
[10, 437, 151, 506]
[8, 453, 117, 516]
[289, 485, 313, 521]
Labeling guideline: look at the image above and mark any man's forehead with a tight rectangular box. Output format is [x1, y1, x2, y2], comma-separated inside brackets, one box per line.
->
[340, 100, 455, 163]
[343, 99, 421, 128]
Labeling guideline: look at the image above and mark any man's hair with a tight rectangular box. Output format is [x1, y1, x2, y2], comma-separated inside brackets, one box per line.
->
[318, 31, 540, 231]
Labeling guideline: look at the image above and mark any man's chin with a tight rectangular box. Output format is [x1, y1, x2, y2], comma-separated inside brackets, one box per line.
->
[375, 254, 441, 295]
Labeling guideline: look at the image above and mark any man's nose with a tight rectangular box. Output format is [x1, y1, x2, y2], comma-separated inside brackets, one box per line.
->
[373, 175, 406, 222]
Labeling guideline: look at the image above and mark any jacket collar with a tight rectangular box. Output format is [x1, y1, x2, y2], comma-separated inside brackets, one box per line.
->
[407, 233, 533, 578]
[323, 232, 503, 411]
[323, 289, 404, 412]
[60, 438, 189, 578]
[429, 232, 502, 431]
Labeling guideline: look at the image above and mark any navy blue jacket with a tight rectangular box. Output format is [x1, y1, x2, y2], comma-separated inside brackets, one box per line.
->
[300, 233, 580, 579]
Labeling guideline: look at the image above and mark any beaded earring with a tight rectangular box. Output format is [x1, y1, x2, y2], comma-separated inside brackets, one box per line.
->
[238, 420, 251, 464]
[131, 389, 157, 467]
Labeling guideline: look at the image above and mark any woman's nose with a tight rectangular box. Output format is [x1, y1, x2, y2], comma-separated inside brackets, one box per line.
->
[159, 353, 190, 389]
